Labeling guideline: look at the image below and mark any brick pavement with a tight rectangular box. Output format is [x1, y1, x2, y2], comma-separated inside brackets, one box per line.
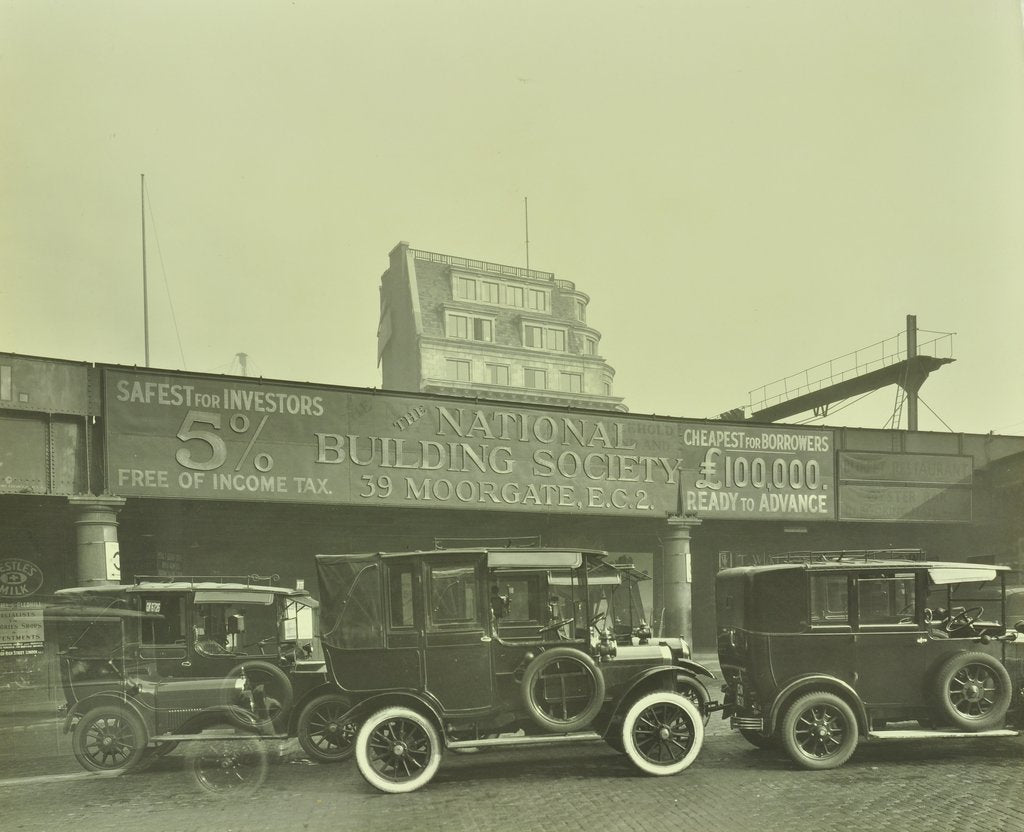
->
[2, 680, 1022, 832]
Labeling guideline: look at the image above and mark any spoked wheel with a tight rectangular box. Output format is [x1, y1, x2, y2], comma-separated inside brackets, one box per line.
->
[781, 691, 858, 770]
[934, 652, 1012, 731]
[676, 679, 711, 726]
[355, 707, 442, 794]
[297, 694, 358, 763]
[185, 725, 269, 798]
[621, 691, 704, 775]
[72, 706, 148, 773]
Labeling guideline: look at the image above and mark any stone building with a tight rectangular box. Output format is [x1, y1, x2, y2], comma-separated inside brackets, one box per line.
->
[377, 242, 626, 411]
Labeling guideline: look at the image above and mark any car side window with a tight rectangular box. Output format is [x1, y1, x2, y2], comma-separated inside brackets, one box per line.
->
[428, 563, 480, 630]
[810, 575, 849, 625]
[388, 564, 417, 629]
[136, 594, 186, 645]
[858, 573, 917, 626]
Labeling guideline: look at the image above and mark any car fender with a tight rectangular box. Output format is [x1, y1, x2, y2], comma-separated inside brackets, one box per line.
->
[63, 693, 145, 734]
[765, 674, 869, 736]
[286, 681, 342, 735]
[342, 690, 446, 734]
[174, 704, 273, 736]
[676, 658, 715, 680]
[602, 666, 707, 729]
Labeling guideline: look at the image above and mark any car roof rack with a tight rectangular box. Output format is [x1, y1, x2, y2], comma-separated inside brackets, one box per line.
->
[133, 573, 281, 587]
[433, 536, 541, 549]
[770, 549, 927, 564]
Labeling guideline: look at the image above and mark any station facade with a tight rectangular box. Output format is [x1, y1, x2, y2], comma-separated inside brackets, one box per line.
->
[2, 351, 1024, 673]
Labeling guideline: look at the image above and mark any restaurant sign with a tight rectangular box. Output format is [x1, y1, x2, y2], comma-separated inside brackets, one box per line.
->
[103, 369, 836, 520]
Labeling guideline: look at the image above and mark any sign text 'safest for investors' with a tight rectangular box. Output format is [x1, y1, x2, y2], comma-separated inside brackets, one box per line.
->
[105, 370, 836, 520]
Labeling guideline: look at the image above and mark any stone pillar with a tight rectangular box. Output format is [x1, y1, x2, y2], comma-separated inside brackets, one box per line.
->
[661, 515, 702, 642]
[68, 496, 127, 586]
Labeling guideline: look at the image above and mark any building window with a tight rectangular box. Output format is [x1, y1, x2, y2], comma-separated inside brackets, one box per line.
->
[562, 372, 583, 393]
[474, 318, 493, 342]
[582, 336, 597, 356]
[602, 379, 612, 396]
[447, 312, 493, 342]
[486, 364, 510, 386]
[446, 359, 472, 382]
[447, 313, 470, 339]
[481, 281, 500, 304]
[575, 300, 586, 322]
[454, 276, 477, 301]
[545, 329, 566, 352]
[527, 288, 548, 312]
[506, 286, 525, 308]
[523, 323, 567, 352]
[524, 368, 547, 390]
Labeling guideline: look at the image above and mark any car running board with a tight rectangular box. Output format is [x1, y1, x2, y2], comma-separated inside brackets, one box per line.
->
[447, 731, 603, 750]
[156, 732, 289, 742]
[868, 728, 1019, 740]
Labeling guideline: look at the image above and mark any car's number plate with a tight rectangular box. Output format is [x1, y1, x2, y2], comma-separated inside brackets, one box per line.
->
[735, 682, 745, 707]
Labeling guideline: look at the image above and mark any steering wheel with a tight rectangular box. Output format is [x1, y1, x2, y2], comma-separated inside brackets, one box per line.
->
[239, 636, 276, 655]
[196, 638, 229, 655]
[538, 617, 575, 636]
[589, 610, 608, 629]
[944, 606, 983, 633]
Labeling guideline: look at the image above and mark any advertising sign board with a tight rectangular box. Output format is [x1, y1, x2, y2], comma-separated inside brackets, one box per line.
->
[0, 603, 44, 656]
[837, 451, 973, 522]
[103, 368, 836, 521]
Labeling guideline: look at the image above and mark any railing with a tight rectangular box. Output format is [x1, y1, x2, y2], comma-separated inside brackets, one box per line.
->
[411, 248, 561, 284]
[134, 573, 281, 586]
[748, 330, 955, 412]
[770, 549, 927, 564]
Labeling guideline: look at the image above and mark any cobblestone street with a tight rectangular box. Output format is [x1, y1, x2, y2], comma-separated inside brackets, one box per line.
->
[3, 668, 1022, 832]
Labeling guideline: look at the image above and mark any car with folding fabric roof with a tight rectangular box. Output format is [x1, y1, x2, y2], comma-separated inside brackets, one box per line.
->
[716, 550, 1024, 770]
[314, 547, 714, 792]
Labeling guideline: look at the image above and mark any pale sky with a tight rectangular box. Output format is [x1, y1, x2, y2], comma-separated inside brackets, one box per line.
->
[3, 1, 1023, 435]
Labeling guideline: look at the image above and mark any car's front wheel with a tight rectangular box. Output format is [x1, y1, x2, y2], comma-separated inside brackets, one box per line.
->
[780, 691, 858, 770]
[355, 707, 443, 793]
[72, 706, 149, 773]
[620, 691, 704, 776]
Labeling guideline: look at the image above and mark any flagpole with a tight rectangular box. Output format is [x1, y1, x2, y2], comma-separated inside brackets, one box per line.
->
[141, 173, 150, 367]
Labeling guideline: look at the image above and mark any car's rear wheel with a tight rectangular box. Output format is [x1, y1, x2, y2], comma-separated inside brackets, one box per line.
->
[355, 707, 443, 794]
[933, 652, 1012, 731]
[72, 706, 149, 773]
[780, 691, 858, 770]
[520, 647, 606, 732]
[185, 724, 269, 798]
[620, 691, 704, 776]
[297, 694, 358, 763]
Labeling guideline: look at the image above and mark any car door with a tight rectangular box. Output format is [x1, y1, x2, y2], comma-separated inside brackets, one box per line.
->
[422, 554, 493, 712]
[853, 570, 928, 707]
[132, 591, 189, 676]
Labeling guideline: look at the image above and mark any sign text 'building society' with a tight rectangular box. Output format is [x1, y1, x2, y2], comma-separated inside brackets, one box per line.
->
[104, 370, 836, 520]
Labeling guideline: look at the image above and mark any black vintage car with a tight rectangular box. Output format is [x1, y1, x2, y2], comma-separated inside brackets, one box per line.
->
[314, 547, 714, 793]
[716, 551, 1024, 770]
[52, 575, 355, 776]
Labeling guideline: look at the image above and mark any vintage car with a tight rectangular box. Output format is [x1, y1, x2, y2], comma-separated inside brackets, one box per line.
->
[314, 547, 714, 793]
[716, 550, 1024, 770]
[52, 575, 355, 773]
